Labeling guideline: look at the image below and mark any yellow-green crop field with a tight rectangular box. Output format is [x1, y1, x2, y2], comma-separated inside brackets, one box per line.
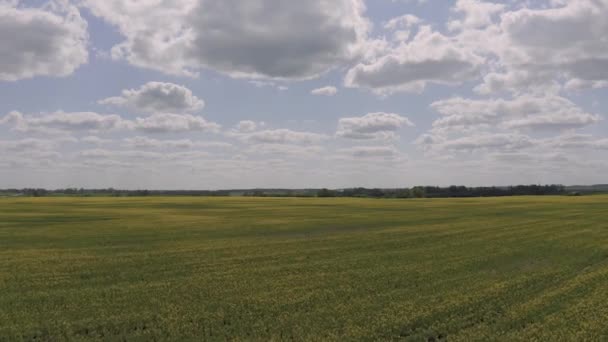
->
[1, 196, 608, 341]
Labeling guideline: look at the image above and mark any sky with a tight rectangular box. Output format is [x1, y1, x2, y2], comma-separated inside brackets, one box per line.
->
[0, 0, 607, 189]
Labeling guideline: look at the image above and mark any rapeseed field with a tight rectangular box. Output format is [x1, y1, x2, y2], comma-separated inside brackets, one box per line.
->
[1, 196, 607, 341]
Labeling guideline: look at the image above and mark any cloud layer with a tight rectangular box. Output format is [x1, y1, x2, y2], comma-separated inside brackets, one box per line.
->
[1, 0, 607, 188]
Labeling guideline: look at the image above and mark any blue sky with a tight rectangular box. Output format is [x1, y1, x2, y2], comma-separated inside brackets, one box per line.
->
[1, 0, 607, 189]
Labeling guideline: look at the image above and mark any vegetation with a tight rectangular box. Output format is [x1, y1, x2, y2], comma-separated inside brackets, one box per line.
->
[2, 196, 608, 341]
[333, 184, 567, 198]
[0, 184, 576, 199]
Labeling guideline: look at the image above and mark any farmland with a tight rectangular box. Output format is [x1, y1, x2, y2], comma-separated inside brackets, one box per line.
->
[1, 196, 608, 341]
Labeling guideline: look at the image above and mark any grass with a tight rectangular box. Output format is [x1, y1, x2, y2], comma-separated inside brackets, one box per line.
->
[1, 196, 608, 341]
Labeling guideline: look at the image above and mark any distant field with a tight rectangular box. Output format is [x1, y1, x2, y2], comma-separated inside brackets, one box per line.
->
[1, 196, 608, 341]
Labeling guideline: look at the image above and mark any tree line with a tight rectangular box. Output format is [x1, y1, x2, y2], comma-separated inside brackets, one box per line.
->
[317, 185, 566, 198]
[0, 184, 572, 198]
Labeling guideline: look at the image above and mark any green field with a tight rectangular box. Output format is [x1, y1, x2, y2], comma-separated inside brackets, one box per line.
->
[1, 196, 608, 341]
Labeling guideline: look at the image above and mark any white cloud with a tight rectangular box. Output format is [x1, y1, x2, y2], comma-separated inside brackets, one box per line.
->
[1, 111, 127, 133]
[337, 112, 413, 140]
[123, 136, 195, 149]
[431, 95, 601, 131]
[0, 138, 56, 152]
[81, 136, 113, 146]
[122, 136, 232, 150]
[234, 120, 258, 133]
[0, 111, 22, 125]
[384, 14, 421, 30]
[242, 129, 327, 145]
[244, 144, 325, 158]
[343, 1, 608, 96]
[249, 80, 289, 91]
[564, 78, 608, 91]
[1, 111, 220, 134]
[82, 0, 370, 80]
[473, 69, 560, 95]
[0, 137, 81, 171]
[311, 86, 338, 96]
[340, 146, 400, 158]
[132, 113, 220, 133]
[99, 82, 205, 114]
[419, 93, 604, 161]
[79, 149, 163, 161]
[503, 113, 601, 131]
[434, 133, 535, 152]
[475, 0, 608, 93]
[448, 0, 505, 31]
[345, 25, 484, 94]
[0, 1, 88, 81]
[544, 134, 608, 150]
[383, 14, 422, 42]
[419, 87, 603, 160]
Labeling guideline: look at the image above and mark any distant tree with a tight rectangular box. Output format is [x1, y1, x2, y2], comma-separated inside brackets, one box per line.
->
[395, 189, 411, 198]
[317, 188, 336, 198]
[411, 187, 426, 198]
[369, 188, 385, 198]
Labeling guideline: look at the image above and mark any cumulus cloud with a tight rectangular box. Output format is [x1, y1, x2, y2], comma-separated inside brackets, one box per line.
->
[1, 111, 127, 133]
[311, 86, 338, 96]
[419, 92, 603, 159]
[447, 0, 505, 31]
[383, 14, 422, 42]
[244, 144, 325, 158]
[123, 136, 232, 150]
[132, 113, 220, 133]
[384, 14, 422, 30]
[473, 69, 560, 95]
[79, 149, 163, 161]
[0, 111, 23, 126]
[0, 137, 80, 171]
[248, 80, 289, 91]
[0, 138, 56, 152]
[345, 25, 484, 94]
[81, 136, 113, 146]
[502, 113, 601, 131]
[0, 1, 88, 81]
[474, 0, 608, 93]
[234, 120, 258, 133]
[340, 146, 400, 159]
[417, 83, 604, 159]
[82, 0, 370, 80]
[354, 1, 608, 95]
[337, 112, 413, 140]
[433, 133, 535, 152]
[243, 129, 327, 145]
[544, 134, 608, 150]
[431, 95, 601, 131]
[99, 82, 205, 114]
[1, 111, 220, 134]
[564, 78, 608, 91]
[123, 136, 195, 149]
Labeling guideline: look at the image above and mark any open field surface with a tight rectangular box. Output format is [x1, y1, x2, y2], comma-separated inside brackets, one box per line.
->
[1, 196, 608, 341]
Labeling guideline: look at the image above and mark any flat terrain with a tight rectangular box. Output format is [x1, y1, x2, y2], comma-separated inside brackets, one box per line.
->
[1, 196, 608, 341]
